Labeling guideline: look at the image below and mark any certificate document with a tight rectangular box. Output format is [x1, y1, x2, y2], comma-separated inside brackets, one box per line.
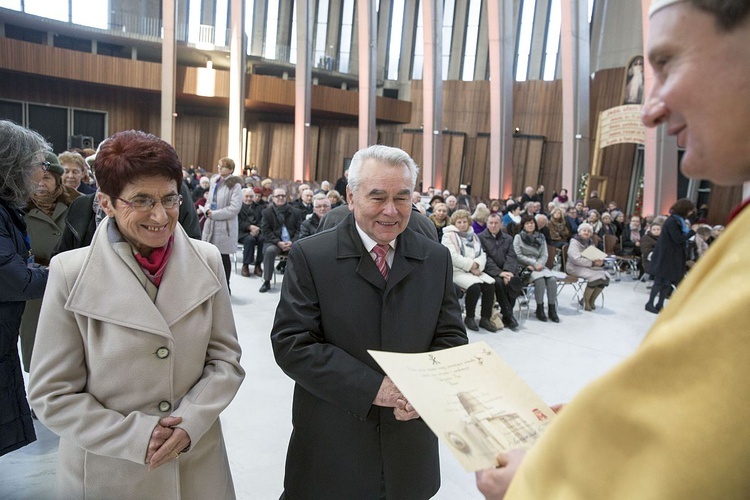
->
[369, 342, 556, 472]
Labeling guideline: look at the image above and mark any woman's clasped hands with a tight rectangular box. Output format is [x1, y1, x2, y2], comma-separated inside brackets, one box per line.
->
[145, 416, 192, 471]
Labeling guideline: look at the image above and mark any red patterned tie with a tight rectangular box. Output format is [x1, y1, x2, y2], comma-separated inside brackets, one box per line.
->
[373, 244, 390, 280]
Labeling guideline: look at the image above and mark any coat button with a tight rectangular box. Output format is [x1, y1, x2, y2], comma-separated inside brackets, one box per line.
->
[156, 347, 170, 359]
[159, 401, 171, 412]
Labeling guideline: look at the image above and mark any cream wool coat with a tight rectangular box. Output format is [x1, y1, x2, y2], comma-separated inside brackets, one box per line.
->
[29, 218, 245, 500]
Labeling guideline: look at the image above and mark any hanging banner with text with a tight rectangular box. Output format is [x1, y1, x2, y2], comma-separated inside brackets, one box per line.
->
[598, 104, 646, 148]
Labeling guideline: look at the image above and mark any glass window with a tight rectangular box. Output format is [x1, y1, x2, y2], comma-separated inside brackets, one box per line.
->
[0, 0, 21, 10]
[462, 0, 481, 81]
[515, 0, 535, 81]
[290, 1, 297, 64]
[542, 0, 561, 81]
[442, 0, 455, 80]
[215, 0, 229, 46]
[314, 0, 330, 68]
[589, 0, 595, 23]
[24, 0, 68, 22]
[412, 0, 423, 80]
[339, 0, 355, 73]
[71, 0, 107, 29]
[264, 0, 280, 59]
[188, 0, 202, 44]
[386, 0, 406, 80]
[245, 0, 255, 53]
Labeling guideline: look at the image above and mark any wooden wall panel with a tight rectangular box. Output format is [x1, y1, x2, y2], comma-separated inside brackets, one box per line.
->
[1, 38, 161, 91]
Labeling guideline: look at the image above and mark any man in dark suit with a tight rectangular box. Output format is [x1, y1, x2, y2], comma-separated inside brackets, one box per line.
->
[479, 213, 522, 331]
[271, 145, 468, 499]
[259, 187, 305, 292]
[238, 188, 267, 277]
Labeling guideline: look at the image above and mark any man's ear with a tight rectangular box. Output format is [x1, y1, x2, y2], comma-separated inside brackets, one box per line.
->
[97, 192, 116, 218]
[346, 187, 354, 210]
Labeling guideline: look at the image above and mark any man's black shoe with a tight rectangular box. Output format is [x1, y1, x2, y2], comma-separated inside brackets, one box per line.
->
[259, 281, 271, 293]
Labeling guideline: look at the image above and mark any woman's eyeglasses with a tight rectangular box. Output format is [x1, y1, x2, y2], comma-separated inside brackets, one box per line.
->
[112, 194, 183, 211]
[35, 161, 51, 171]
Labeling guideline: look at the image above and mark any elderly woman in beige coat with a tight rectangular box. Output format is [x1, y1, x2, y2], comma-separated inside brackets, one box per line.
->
[442, 209, 498, 333]
[29, 130, 245, 500]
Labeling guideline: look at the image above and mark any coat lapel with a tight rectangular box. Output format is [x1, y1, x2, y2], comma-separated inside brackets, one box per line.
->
[66, 219, 172, 338]
[65, 220, 221, 338]
[155, 226, 221, 326]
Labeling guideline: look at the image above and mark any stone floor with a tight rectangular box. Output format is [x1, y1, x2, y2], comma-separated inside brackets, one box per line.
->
[1, 266, 658, 500]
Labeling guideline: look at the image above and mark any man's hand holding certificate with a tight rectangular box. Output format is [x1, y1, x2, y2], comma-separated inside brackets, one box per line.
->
[369, 342, 556, 471]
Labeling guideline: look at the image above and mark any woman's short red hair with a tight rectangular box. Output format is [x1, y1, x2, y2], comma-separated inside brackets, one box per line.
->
[95, 130, 182, 198]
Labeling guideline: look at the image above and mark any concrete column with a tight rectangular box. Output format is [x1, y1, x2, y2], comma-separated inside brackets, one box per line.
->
[295, 0, 313, 181]
[251, 0, 267, 57]
[422, 0, 443, 190]
[377, 0, 392, 81]
[160, 0, 177, 145]
[447, 0, 467, 81]
[396, 0, 416, 90]
[277, 0, 293, 61]
[473, 0, 490, 80]
[357, 0, 376, 148]
[228, 0, 246, 170]
[327, 0, 343, 70]
[487, 0, 514, 199]
[640, 0, 677, 216]
[528, 0, 551, 80]
[560, 0, 590, 195]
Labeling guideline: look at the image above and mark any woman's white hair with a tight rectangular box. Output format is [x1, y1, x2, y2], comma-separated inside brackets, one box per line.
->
[577, 222, 594, 234]
[0, 120, 50, 207]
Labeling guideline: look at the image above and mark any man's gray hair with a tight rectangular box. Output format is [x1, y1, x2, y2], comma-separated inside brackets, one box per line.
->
[0, 120, 50, 207]
[347, 145, 419, 194]
[577, 222, 594, 234]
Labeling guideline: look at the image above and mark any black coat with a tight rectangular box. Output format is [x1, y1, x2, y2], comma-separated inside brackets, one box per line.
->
[260, 203, 305, 245]
[271, 214, 467, 499]
[478, 229, 518, 277]
[0, 200, 45, 456]
[237, 201, 265, 237]
[298, 212, 322, 239]
[649, 215, 695, 283]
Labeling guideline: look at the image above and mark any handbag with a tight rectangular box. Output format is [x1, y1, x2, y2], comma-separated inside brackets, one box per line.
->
[490, 310, 505, 330]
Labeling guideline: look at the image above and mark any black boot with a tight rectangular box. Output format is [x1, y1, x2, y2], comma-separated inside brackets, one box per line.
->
[535, 304, 548, 322]
[548, 304, 560, 323]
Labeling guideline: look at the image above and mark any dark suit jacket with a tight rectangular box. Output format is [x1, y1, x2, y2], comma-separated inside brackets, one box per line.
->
[479, 229, 518, 277]
[260, 204, 305, 246]
[271, 213, 467, 499]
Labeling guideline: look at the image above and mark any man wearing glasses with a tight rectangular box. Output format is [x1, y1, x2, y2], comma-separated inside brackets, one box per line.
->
[258, 188, 305, 293]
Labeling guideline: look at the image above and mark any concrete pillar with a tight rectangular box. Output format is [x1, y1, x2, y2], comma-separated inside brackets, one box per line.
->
[396, 0, 416, 88]
[528, 0, 551, 80]
[228, 0, 245, 170]
[487, 0, 514, 199]
[447, 0, 467, 81]
[277, 0, 293, 61]
[327, 0, 343, 70]
[295, 0, 312, 181]
[422, 0, 443, 190]
[357, 0, 376, 148]
[473, 0, 489, 80]
[251, 0, 267, 57]
[560, 0, 590, 195]
[377, 0, 392, 81]
[160, 0, 177, 145]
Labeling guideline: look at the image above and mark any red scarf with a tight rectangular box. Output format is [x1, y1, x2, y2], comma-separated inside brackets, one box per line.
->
[133, 235, 174, 287]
